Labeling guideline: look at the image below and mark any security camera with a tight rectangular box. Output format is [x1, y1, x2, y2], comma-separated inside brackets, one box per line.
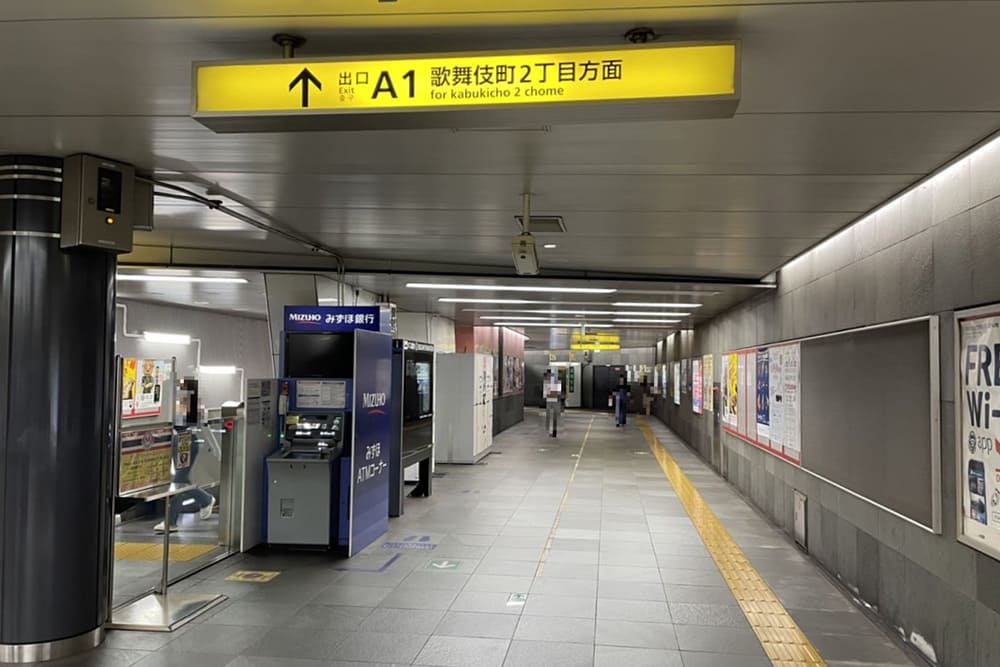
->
[512, 233, 540, 276]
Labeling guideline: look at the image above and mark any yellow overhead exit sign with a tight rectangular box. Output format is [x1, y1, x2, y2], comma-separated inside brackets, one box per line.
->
[570, 343, 621, 351]
[572, 333, 621, 345]
[193, 43, 739, 132]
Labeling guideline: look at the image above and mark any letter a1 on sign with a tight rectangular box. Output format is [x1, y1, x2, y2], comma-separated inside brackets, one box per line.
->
[193, 43, 740, 132]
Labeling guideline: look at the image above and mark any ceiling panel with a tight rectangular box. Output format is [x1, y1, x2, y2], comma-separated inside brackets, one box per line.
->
[3, 0, 1000, 336]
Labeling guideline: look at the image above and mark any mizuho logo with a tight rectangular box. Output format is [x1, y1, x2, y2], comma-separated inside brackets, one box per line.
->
[289, 313, 322, 323]
[969, 432, 978, 454]
[362, 392, 387, 409]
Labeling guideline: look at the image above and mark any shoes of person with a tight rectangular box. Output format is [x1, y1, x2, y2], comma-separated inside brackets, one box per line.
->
[200, 495, 216, 520]
[153, 521, 178, 533]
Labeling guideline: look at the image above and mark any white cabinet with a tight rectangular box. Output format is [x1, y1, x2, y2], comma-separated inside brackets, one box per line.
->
[435, 353, 494, 464]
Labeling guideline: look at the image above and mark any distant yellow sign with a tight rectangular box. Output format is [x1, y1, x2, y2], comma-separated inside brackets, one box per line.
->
[572, 333, 620, 344]
[193, 43, 738, 130]
[570, 343, 621, 351]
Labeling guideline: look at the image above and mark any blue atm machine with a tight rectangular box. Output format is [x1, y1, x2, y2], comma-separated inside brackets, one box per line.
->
[267, 306, 393, 557]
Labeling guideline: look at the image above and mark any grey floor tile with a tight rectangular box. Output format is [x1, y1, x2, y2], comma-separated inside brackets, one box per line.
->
[530, 577, 598, 597]
[380, 586, 459, 610]
[131, 653, 236, 667]
[523, 595, 597, 619]
[199, 601, 301, 627]
[668, 603, 749, 627]
[451, 591, 525, 615]
[597, 581, 665, 602]
[809, 632, 914, 662]
[332, 631, 430, 663]
[658, 568, 726, 587]
[435, 611, 520, 639]
[243, 627, 351, 660]
[102, 630, 177, 651]
[45, 648, 150, 667]
[476, 559, 540, 577]
[514, 615, 596, 644]
[680, 651, 771, 667]
[311, 584, 393, 607]
[597, 599, 671, 623]
[414, 635, 510, 667]
[503, 639, 595, 667]
[535, 563, 598, 580]
[359, 607, 446, 634]
[464, 574, 534, 593]
[662, 583, 738, 605]
[281, 603, 372, 630]
[790, 609, 885, 637]
[593, 645, 683, 667]
[595, 619, 678, 649]
[598, 565, 661, 583]
[224, 657, 354, 667]
[597, 551, 659, 568]
[160, 624, 261, 654]
[545, 550, 600, 565]
[399, 573, 471, 592]
[674, 624, 766, 655]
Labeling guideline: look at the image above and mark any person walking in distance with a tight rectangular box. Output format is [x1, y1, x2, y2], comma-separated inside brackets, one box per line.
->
[544, 369, 562, 437]
[615, 374, 630, 427]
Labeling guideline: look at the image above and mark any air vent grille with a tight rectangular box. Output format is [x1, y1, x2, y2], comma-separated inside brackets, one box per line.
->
[514, 215, 566, 234]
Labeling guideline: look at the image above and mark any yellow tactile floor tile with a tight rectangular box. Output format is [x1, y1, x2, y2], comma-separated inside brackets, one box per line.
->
[115, 542, 218, 562]
[637, 419, 828, 667]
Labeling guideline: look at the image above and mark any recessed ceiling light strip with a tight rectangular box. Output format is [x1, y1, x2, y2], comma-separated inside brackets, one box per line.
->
[407, 282, 615, 294]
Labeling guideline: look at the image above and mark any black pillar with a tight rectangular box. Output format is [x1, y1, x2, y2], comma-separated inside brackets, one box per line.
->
[0, 156, 116, 657]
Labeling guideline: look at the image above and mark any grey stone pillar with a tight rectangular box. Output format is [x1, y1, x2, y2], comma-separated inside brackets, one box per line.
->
[0, 156, 115, 661]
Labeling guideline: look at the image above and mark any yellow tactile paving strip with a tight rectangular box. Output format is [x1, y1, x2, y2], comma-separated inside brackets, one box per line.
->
[638, 419, 826, 667]
[115, 542, 219, 562]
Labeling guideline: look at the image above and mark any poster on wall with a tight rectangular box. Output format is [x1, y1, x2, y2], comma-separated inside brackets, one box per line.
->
[692, 358, 703, 414]
[958, 311, 1000, 559]
[722, 353, 738, 426]
[703, 354, 714, 412]
[781, 344, 801, 460]
[118, 426, 174, 495]
[756, 349, 770, 440]
[661, 364, 668, 396]
[672, 362, 681, 405]
[122, 358, 168, 419]
[768, 347, 784, 448]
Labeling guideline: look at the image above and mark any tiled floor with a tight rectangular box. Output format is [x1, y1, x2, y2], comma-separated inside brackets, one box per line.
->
[43, 410, 917, 666]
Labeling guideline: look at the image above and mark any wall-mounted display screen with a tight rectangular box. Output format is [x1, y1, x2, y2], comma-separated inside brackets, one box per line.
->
[284, 332, 355, 379]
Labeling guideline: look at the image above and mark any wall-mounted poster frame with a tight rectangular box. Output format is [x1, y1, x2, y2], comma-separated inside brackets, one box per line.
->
[956, 304, 1000, 561]
[723, 315, 940, 533]
[692, 357, 703, 414]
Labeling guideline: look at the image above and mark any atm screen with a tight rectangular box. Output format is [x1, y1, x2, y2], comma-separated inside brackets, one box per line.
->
[284, 332, 355, 379]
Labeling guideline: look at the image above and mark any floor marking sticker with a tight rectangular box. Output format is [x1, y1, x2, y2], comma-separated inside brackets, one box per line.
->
[335, 553, 401, 573]
[429, 559, 461, 570]
[226, 570, 281, 583]
[638, 418, 827, 667]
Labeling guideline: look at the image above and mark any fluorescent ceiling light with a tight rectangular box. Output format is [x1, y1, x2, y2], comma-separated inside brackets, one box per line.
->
[613, 319, 681, 324]
[439, 298, 536, 304]
[480, 316, 550, 320]
[406, 282, 615, 294]
[118, 275, 248, 284]
[612, 302, 702, 308]
[543, 244, 558, 249]
[199, 365, 237, 375]
[469, 309, 689, 318]
[143, 331, 191, 345]
[494, 322, 614, 328]
[318, 298, 339, 303]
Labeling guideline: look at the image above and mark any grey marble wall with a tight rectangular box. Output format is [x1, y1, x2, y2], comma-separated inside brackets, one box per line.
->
[656, 134, 1000, 666]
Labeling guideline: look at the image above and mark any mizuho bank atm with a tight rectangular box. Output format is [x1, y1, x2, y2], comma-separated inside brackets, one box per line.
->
[266, 306, 394, 556]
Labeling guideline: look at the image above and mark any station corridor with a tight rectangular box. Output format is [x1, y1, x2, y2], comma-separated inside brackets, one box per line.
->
[59, 411, 916, 667]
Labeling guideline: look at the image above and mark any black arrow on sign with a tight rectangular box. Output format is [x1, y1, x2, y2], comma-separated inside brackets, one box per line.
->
[289, 68, 322, 108]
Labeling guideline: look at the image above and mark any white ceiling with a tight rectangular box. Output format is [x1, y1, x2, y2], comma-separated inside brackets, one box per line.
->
[4, 1, 1000, 346]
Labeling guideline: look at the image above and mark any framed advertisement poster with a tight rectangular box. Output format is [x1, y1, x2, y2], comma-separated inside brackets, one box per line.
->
[692, 358, 703, 414]
[122, 357, 171, 420]
[957, 306, 1000, 560]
